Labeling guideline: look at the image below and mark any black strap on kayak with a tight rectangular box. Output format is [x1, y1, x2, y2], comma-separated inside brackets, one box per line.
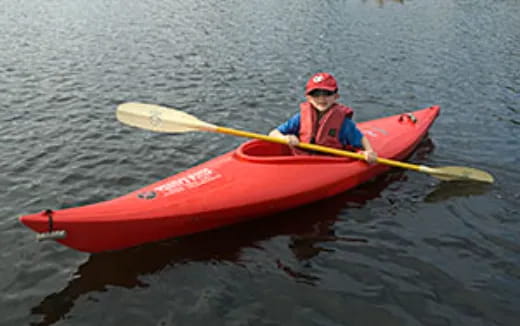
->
[44, 209, 54, 232]
[36, 209, 67, 241]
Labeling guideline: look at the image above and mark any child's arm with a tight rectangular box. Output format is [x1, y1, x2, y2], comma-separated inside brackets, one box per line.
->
[361, 136, 377, 163]
[269, 113, 301, 146]
[340, 119, 377, 163]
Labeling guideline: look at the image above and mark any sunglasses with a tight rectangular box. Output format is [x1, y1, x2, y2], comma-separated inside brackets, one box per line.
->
[308, 89, 336, 97]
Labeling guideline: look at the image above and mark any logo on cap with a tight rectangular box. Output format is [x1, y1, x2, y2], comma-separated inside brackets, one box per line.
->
[313, 75, 325, 83]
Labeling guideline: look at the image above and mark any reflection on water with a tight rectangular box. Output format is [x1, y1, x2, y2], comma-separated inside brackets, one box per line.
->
[425, 181, 492, 203]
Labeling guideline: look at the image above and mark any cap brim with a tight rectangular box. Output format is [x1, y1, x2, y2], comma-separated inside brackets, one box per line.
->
[305, 86, 337, 95]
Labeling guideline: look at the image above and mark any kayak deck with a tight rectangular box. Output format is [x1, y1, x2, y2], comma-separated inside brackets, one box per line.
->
[20, 106, 440, 252]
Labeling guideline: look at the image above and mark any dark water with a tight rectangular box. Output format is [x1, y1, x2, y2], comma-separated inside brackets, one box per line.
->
[1, 0, 519, 325]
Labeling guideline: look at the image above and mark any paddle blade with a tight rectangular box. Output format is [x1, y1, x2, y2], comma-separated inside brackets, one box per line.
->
[422, 166, 494, 183]
[116, 102, 217, 133]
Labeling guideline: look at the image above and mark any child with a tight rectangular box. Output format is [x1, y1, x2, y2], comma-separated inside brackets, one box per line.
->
[269, 72, 377, 163]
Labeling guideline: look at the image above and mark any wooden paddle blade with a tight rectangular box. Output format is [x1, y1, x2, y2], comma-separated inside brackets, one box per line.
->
[116, 102, 217, 133]
[422, 166, 494, 183]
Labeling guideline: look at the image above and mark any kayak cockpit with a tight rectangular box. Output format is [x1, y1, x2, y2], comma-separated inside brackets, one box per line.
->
[234, 139, 354, 163]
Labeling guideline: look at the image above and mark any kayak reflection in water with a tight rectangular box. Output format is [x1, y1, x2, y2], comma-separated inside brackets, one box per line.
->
[268, 72, 378, 163]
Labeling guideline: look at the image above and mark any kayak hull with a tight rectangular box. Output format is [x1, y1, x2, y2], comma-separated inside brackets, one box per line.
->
[20, 106, 440, 252]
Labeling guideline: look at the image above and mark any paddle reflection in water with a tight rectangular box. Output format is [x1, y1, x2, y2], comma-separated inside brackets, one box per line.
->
[425, 181, 492, 203]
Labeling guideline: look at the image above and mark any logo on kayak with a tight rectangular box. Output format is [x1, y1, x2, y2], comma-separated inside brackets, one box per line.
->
[153, 168, 222, 196]
[137, 191, 157, 200]
[150, 110, 162, 127]
[360, 127, 388, 138]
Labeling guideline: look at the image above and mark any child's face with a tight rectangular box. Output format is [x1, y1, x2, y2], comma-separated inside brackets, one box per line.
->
[306, 90, 340, 112]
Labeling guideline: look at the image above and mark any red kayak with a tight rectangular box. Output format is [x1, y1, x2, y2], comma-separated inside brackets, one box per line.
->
[20, 106, 440, 253]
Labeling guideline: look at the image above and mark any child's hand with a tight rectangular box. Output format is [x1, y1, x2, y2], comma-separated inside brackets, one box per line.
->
[363, 150, 378, 164]
[285, 135, 300, 146]
[268, 129, 299, 146]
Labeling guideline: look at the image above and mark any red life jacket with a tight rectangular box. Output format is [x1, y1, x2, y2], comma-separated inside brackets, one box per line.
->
[292, 102, 354, 155]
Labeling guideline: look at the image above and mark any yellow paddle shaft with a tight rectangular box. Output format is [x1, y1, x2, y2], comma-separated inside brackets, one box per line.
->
[215, 126, 425, 172]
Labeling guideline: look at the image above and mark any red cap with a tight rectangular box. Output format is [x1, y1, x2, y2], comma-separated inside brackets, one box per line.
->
[305, 72, 338, 94]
